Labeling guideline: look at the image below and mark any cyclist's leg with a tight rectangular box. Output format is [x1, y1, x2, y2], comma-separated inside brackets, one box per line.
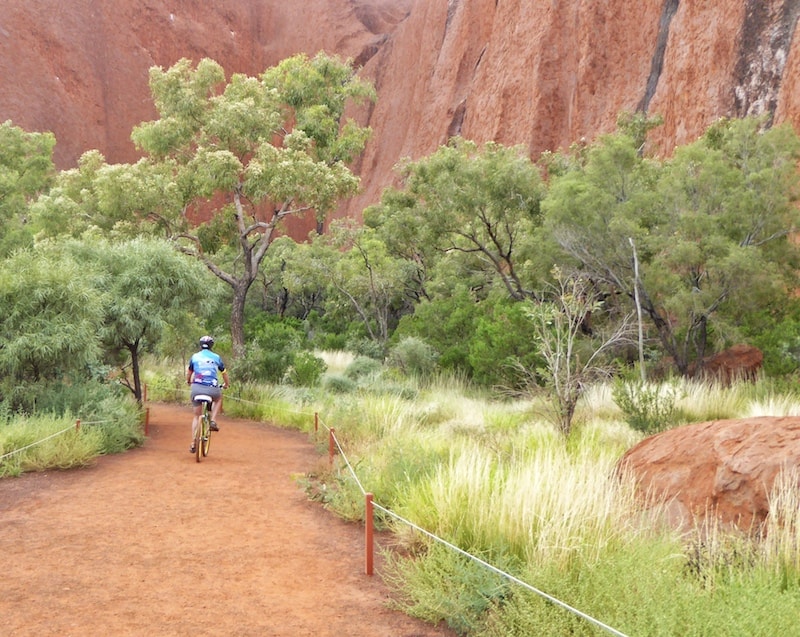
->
[189, 386, 204, 451]
[205, 386, 222, 429]
[211, 396, 222, 422]
[191, 404, 202, 438]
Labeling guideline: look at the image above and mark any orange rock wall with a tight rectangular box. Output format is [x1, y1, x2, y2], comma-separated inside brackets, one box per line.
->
[2, 0, 799, 234]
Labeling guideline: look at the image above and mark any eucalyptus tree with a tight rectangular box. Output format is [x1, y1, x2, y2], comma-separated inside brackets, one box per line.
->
[0, 121, 55, 255]
[543, 116, 800, 375]
[44, 54, 375, 358]
[365, 138, 545, 303]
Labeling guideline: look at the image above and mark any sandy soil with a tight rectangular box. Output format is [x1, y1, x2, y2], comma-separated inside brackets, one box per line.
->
[0, 403, 455, 637]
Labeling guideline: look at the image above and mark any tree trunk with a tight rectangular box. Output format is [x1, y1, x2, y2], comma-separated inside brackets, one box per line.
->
[128, 341, 143, 405]
[230, 279, 252, 359]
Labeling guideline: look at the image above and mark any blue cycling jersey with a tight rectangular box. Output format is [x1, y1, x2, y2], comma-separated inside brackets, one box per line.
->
[188, 349, 226, 387]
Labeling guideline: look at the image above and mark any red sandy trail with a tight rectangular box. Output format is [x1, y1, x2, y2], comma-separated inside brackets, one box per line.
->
[0, 403, 454, 637]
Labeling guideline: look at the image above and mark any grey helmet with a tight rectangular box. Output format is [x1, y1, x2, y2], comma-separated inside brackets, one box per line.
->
[199, 335, 215, 350]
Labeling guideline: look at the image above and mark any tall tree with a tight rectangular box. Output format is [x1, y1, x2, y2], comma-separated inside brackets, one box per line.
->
[314, 220, 415, 344]
[365, 138, 545, 302]
[126, 54, 375, 357]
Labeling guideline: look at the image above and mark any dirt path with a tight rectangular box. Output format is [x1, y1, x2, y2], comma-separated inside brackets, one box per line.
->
[0, 403, 454, 637]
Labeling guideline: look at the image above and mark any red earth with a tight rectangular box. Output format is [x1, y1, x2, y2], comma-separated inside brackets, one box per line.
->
[0, 402, 455, 636]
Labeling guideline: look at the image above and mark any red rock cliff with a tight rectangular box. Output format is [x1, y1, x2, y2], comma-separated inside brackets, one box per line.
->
[2, 0, 798, 231]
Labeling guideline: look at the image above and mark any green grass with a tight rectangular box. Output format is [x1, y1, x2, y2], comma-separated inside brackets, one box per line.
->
[0, 415, 108, 477]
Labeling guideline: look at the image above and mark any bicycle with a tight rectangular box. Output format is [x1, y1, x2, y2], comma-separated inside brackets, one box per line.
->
[193, 393, 214, 463]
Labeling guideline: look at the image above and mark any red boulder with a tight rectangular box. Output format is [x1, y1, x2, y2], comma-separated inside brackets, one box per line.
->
[618, 417, 800, 531]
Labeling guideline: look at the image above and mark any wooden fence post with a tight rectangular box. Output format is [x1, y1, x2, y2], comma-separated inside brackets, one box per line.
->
[365, 493, 374, 576]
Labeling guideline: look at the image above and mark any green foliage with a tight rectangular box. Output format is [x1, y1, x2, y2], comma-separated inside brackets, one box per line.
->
[237, 318, 306, 383]
[383, 544, 511, 636]
[0, 387, 143, 477]
[56, 237, 210, 400]
[344, 336, 387, 360]
[0, 247, 105, 383]
[387, 337, 439, 379]
[344, 356, 383, 382]
[468, 300, 543, 389]
[0, 120, 55, 255]
[286, 351, 327, 387]
[0, 419, 104, 477]
[543, 116, 800, 377]
[127, 53, 376, 354]
[322, 374, 358, 394]
[612, 379, 682, 434]
[366, 137, 546, 303]
[394, 289, 481, 376]
[742, 306, 800, 377]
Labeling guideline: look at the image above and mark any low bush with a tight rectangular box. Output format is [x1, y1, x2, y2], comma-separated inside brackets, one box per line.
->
[612, 378, 682, 434]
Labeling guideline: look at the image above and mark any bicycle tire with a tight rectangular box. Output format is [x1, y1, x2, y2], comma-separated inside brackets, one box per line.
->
[195, 425, 202, 463]
[202, 410, 211, 457]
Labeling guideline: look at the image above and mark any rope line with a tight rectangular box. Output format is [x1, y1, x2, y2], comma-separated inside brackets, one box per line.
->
[373, 501, 629, 637]
[0, 424, 77, 462]
[0, 417, 117, 463]
[176, 387, 316, 417]
[328, 428, 367, 495]
[321, 412, 629, 637]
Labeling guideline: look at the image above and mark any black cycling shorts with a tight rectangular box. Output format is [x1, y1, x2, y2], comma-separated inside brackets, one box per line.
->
[191, 383, 221, 406]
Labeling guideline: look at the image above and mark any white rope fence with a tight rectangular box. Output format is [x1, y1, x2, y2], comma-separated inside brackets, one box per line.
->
[0, 423, 78, 462]
[0, 418, 115, 463]
[317, 413, 630, 637]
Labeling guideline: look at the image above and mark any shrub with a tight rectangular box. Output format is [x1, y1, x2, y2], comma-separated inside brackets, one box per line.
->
[323, 374, 357, 394]
[345, 355, 384, 381]
[237, 320, 305, 383]
[387, 337, 439, 378]
[468, 300, 544, 389]
[286, 351, 327, 387]
[612, 379, 682, 434]
[393, 289, 480, 375]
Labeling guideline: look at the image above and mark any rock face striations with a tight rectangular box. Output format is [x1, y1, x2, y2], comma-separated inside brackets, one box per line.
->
[1, 0, 799, 227]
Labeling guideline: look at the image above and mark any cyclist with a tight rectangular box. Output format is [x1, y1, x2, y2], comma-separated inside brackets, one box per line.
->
[186, 335, 230, 454]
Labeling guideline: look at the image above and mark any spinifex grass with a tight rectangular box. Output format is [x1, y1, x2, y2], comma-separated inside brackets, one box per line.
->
[763, 466, 800, 588]
[397, 441, 654, 567]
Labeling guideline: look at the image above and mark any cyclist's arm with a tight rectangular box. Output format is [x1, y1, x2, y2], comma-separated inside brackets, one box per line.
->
[221, 369, 230, 389]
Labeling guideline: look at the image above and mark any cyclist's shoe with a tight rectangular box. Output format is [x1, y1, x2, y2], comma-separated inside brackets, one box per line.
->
[189, 443, 196, 454]
[210, 421, 219, 432]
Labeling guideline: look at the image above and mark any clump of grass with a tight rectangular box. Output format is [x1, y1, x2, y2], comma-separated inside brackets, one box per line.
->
[0, 415, 105, 477]
[744, 394, 800, 417]
[612, 378, 683, 434]
[317, 349, 356, 376]
[762, 467, 800, 587]
[675, 379, 749, 422]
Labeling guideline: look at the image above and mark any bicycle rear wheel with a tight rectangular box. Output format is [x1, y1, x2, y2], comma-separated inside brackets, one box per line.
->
[202, 411, 211, 457]
[195, 425, 202, 463]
